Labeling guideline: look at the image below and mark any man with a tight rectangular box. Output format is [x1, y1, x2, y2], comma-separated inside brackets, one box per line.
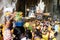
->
[13, 12, 25, 40]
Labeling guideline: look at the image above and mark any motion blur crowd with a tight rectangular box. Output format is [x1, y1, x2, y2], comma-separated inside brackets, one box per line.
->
[0, 10, 60, 40]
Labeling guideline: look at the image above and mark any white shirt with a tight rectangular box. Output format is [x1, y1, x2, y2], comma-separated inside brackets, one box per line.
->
[3, 28, 12, 40]
[54, 24, 59, 32]
[21, 37, 26, 40]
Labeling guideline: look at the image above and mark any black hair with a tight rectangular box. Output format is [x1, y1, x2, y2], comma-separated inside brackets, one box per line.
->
[26, 29, 32, 39]
[8, 19, 13, 30]
[43, 25, 48, 27]
[35, 29, 42, 38]
[51, 28, 55, 31]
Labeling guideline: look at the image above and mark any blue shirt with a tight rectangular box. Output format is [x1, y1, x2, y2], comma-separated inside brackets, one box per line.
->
[15, 21, 24, 27]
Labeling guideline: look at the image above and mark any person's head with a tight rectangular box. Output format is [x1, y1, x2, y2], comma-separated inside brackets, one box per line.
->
[42, 30, 48, 35]
[43, 25, 48, 29]
[0, 24, 3, 29]
[40, 22, 43, 27]
[36, 20, 40, 26]
[35, 29, 42, 38]
[5, 11, 11, 16]
[5, 21, 10, 28]
[51, 28, 55, 31]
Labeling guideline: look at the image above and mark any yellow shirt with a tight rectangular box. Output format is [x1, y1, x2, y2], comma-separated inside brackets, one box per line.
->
[41, 38, 45, 40]
[52, 38, 56, 40]
[24, 22, 29, 28]
[48, 25, 52, 31]
[42, 33, 49, 40]
[34, 37, 41, 40]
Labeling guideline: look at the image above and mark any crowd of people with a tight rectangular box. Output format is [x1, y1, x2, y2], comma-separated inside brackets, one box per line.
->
[0, 10, 60, 40]
[24, 19, 60, 40]
[0, 0, 60, 40]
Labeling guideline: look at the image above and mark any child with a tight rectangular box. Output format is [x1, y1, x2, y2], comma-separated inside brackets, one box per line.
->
[3, 21, 12, 40]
